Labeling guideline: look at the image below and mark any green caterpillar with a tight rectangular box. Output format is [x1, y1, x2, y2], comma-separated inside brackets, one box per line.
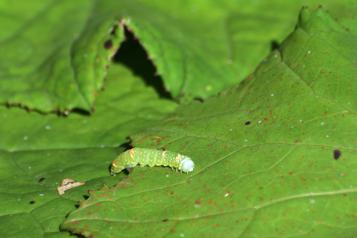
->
[111, 148, 195, 174]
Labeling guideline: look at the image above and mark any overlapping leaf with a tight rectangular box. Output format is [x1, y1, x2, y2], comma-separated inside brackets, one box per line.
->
[1, 0, 355, 112]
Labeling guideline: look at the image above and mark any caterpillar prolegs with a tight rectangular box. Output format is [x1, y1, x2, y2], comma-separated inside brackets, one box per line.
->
[111, 148, 195, 174]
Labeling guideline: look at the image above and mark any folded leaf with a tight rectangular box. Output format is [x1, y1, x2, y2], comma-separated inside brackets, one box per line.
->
[1, 0, 354, 112]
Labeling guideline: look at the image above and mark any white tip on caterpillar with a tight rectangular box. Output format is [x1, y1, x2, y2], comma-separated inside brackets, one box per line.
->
[180, 157, 195, 172]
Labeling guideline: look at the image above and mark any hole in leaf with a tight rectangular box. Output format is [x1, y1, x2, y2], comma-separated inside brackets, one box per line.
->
[70, 108, 91, 116]
[104, 39, 113, 49]
[113, 26, 172, 99]
[333, 149, 341, 160]
[29, 200, 36, 205]
[38, 177, 45, 183]
[271, 40, 280, 51]
[244, 121, 251, 125]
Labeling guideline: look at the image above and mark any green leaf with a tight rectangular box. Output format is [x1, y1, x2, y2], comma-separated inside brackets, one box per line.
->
[2, 0, 355, 112]
[0, 64, 176, 238]
[0, 0, 124, 112]
[62, 8, 357, 237]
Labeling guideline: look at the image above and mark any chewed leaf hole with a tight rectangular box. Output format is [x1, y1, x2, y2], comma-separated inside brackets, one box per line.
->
[333, 149, 341, 160]
[244, 121, 251, 125]
[114, 26, 172, 99]
[271, 40, 280, 50]
[104, 39, 113, 49]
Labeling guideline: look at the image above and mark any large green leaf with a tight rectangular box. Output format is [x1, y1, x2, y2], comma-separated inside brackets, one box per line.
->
[2, 0, 356, 112]
[62, 8, 357, 237]
[0, 64, 176, 238]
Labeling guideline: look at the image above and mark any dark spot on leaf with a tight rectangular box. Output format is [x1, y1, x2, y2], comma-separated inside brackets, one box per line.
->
[104, 40, 113, 49]
[162, 218, 169, 222]
[271, 40, 280, 50]
[29, 200, 35, 205]
[333, 149, 341, 160]
[70, 108, 91, 116]
[83, 195, 90, 200]
[244, 121, 251, 125]
[38, 177, 45, 183]
[194, 97, 204, 103]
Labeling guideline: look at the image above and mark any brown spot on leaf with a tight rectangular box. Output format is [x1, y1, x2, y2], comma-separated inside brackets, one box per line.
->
[207, 199, 216, 206]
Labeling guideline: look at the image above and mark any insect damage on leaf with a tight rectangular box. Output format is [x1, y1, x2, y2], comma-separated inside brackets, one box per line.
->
[57, 178, 85, 195]
[111, 148, 195, 174]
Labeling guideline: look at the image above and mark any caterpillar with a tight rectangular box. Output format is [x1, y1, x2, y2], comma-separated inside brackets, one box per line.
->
[111, 148, 195, 174]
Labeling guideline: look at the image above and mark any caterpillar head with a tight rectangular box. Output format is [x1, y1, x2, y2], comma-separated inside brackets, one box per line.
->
[180, 157, 195, 172]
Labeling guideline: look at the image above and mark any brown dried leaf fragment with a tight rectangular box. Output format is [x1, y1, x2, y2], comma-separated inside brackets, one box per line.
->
[57, 178, 85, 195]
